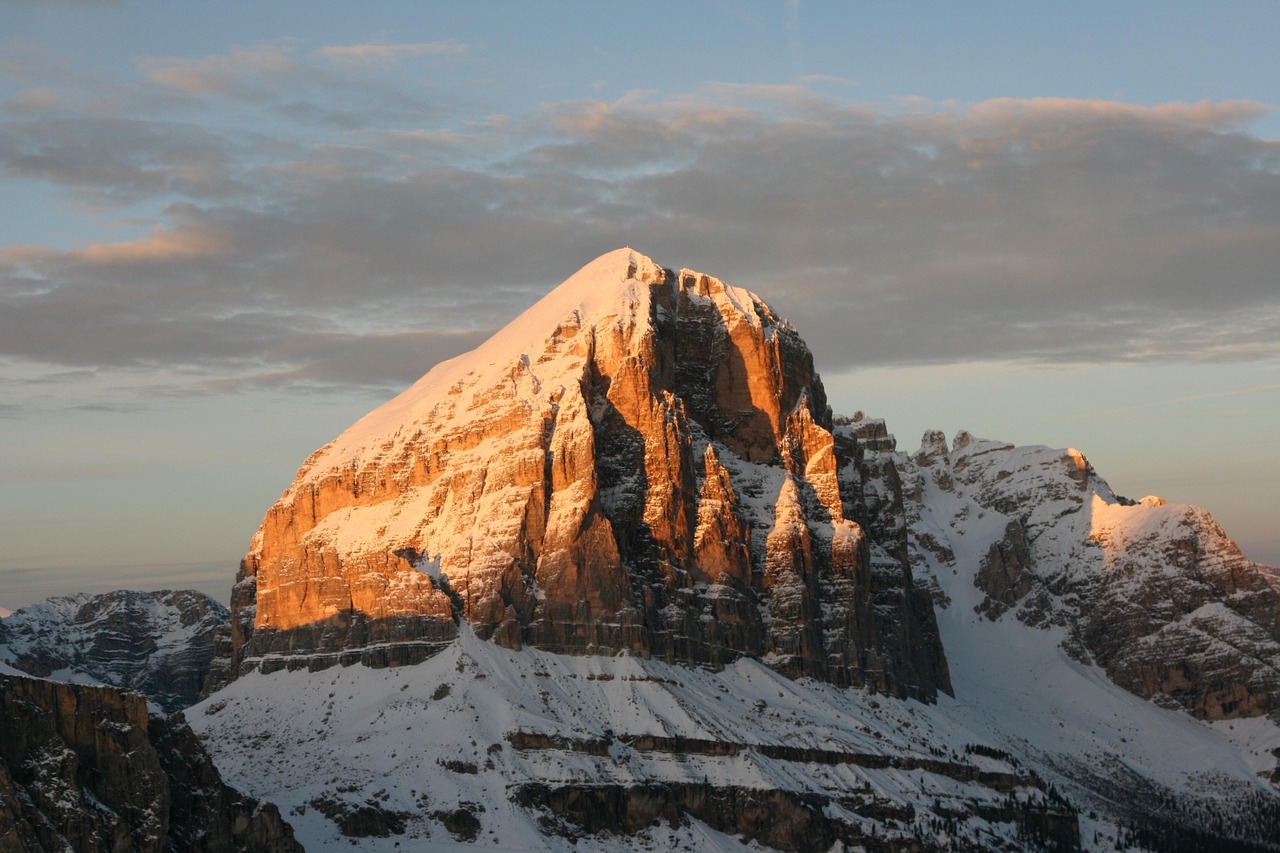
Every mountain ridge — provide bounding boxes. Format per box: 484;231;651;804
217;248;950;701
0;588;228;713
182;249;1280;851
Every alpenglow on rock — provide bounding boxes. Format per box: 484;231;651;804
215;248;949;700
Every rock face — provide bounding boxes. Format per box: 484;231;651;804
901;430;1280;721
0;672;301;852
219;248;950;701
0;590;228;714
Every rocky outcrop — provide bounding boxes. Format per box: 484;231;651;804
0;672;300;852
514;780;1079;853
0;590;229;713
974;521;1034;619
221;249;949;701
1082;496;1280;719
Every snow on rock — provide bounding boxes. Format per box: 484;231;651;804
887;429;1280;724
0;589;229;713
220;248;948;703
189;613;1280;852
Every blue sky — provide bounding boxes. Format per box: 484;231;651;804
1;1;1278;607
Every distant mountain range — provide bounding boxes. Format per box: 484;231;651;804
0;588;227;714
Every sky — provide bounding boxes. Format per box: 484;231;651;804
1;1;1277;609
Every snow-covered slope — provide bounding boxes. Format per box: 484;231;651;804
189;612;1280;851
189;435;1280;852
0;589;229;713
894;429;1280;723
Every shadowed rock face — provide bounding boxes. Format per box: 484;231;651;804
0;673;301;853
216;249;950;702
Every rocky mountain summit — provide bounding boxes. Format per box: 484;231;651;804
184;249;1280;851
217;248;948;701
0;589;229;713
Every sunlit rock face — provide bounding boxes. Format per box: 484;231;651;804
218;248;950;701
1083;496;1280;719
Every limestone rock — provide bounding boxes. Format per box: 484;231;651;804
974;520;1034;619
0;673;301;852
908;433;1280;721
222;248;950;701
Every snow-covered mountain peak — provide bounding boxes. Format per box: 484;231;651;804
189;251;1280;851
0;589;228;713
220;249;949;704
304;248;663;471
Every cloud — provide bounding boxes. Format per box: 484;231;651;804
134;42;450;131
141;43;303;96
0;113;248;204
73;226;232;264
2;43;1277;400
316;41;466;68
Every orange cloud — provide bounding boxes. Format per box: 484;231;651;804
315;42;465;68
967;97;1268;129
72;227;230;264
141;44;298;95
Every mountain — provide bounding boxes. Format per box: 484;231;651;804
0;671;301;852
903;430;1280;722
188;249;1280;851
212;248;948;702
0;589;229;714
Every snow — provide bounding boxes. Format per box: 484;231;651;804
0;590;228;712
291;248;770;485
189;598;1278;852
310;248;663;470
191;626;1010;850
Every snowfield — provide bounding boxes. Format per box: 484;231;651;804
189;527;1280;851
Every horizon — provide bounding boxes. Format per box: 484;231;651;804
2;1;1278;609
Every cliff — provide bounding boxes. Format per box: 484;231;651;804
0;672;300;852
217;248;949;701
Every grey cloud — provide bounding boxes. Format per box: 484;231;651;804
2;57;1278;396
137;42;455;132
0;114;248;204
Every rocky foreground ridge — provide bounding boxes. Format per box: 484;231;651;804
215;248;949;701
0;672;300;852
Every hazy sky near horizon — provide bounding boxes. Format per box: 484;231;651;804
1;1;1278;609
